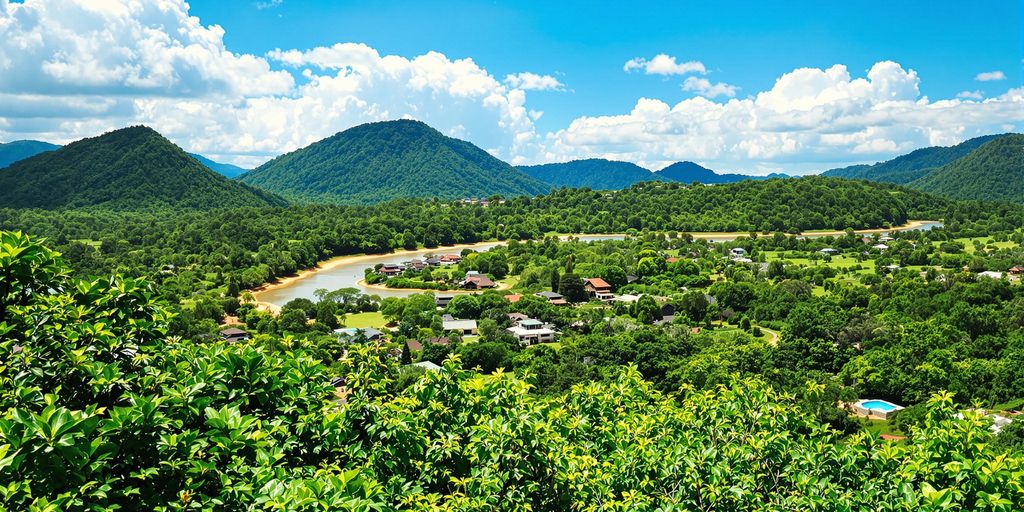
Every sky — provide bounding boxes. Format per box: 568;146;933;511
0;0;1021;174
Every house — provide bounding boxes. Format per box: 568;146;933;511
819;248;839;256
442;318;478;335
335;327;385;342
439;254;462;265
583;278;614;300
665;257;680;264
507;318;558;346
507;312;530;322
220;328;250;343
406;337;450;352
461;275;496;289
413;360;444;372
871;244;889;251
879;235;895;242
978;271;1004;280
424;257;441;267
626;274;640;284
612;293;642;303
505;293;522;303
1009;265;1023;276
406;259;428;271
535;290;568;306
435;295;454;308
860;237;873;245
377;263;406;276
729;247;747;257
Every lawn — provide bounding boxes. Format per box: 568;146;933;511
344;311;387;329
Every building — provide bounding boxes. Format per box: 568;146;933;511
978;271;1004;280
377;263;406;276
612;293;642;303
406;337;450;352
1009;265;1023;276
439;254;462;265
819;248;839;256
535;290;568;306
442;318;478;335
505;293;522;303
729;247;747;257
507;318;558;346
871;244;889;251
220;328;250;343
461;275;496;289
583;278;614;300
335;327;384;342
434;295;454;308
413;360;444;372
507;312;530;322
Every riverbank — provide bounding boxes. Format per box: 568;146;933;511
356;278;513;294
250;220;939;313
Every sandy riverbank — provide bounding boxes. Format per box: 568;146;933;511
356;278;513;294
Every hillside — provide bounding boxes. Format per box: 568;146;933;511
239;120;551;204
654;161;787;184
0;126;287;210
909;134;1023;203
189;153;249;178
0;140;59;168
518;158;670;189
822;134;1004;183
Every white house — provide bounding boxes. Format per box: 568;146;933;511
442;318;478;335
978;271;1004;280
507;318;558;346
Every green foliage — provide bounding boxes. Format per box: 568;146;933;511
822;133;1003;184
239;119;551;204
0;126;287;210
910;134;1024;203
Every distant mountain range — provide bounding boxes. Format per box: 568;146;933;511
822;133;1021;203
519;159;788;190
656;161;789;184
0;126;287;210
189;153;249;178
0;140;59;168
239;119;551;204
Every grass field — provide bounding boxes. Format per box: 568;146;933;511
344;311;387;329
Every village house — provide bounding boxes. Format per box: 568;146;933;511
442;317;478;335
583;277;614;300
1009;265;1023;276
819;248;839;256
978;271;1004;280
461;274;496;289
406;337;450;352
219;328;250;343
507;318;558;346
729;247;747;257
439;254;462;265
536;290;568;306
335;327;385;342
424;257;441;267
504;293;522;303
871;243;889;251
507;312;530;323
434;295;454;308
377;263;406;276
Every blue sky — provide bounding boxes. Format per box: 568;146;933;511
189;0;1021;135
0;0;1021;173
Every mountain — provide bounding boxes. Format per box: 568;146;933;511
189;153;249;179
821;134;1003;184
908;134;1023;203
0;126;288;210
655;161;787;184
518;158;671;189
0;140;60;168
239;120;551;204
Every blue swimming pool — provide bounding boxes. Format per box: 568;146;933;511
861;400;898;412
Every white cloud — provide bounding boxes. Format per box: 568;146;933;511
957;90;983;99
256;0;283;9
0;2;1020;174
544;61;1024;173
682;76;738;98
503;72;565;91
975;70;1006;81
624;54;706;76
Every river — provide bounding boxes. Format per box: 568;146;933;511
253;221;942;307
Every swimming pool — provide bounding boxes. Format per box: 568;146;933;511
861;400;898;412
853;399;905;419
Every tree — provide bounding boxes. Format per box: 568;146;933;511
558;272;588;303
457;342;511;373
632;295;662;324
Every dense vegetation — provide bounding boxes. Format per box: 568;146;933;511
0;139;58;169
910;134;1024;203
2;231;1023;510
0;126;288;210
518;158;670;189
655;160;787;184
239;120;551;204
0;177;955;301
821;134;1003;184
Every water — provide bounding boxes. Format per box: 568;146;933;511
861;400;898;412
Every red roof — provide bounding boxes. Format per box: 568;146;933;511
505;293;522;303
584;278;611;289
665;257;680;264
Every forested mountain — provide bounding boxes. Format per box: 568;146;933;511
655;161;787;184
821;134;1004;184
518;158;670;189
0;126;287;210
239;120;551;204
189;152;249;178
909;134;1024;203
0;139;59;168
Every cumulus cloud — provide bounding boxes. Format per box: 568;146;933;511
0;1;1021;174
255;0;283;9
975;70;1006;81
624;54;706;75
503;72;565;91
543;61;1024;173
682;77;738;98
957;90;983;99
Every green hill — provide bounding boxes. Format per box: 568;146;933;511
0;126;287;210
908;134;1023;203
655;161;787;184
189;153;249;179
518;158;670;189
239;120;551;204
0;140;59;169
821;134;1003;184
